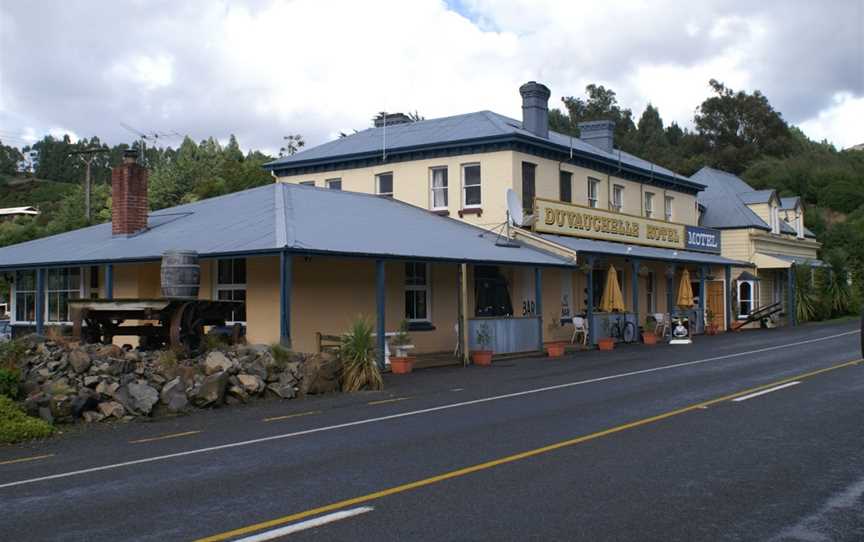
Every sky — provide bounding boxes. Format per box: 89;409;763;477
0;0;861;155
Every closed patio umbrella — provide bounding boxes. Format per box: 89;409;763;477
600;265;625;312
676;268;694;308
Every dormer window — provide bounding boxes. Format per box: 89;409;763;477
770;205;780;234
796;211;804;239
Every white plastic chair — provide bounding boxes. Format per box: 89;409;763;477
571;316;588;346
654;313;669;338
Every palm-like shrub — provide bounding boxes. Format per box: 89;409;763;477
794;265;817;322
340;317;383;392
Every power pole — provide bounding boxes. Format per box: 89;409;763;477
69;148;105;221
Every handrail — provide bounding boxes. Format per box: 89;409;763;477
731;301;783;330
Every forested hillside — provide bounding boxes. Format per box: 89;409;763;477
1;80;862;317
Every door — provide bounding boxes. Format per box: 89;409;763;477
707;281;725;330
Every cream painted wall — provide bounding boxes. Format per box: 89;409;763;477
278;149;700;229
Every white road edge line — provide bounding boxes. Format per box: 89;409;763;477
732;381;801;402
0;329;856;491
232;506;374;542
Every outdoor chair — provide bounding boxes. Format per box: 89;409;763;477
571;316;588;346
654;313;670;338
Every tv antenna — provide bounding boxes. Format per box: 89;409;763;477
120;122;180;165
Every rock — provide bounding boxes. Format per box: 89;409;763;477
160;377;189;413
243;359;268;380
71;390;100;418
228;385;249;403
82;411;105;423
245;344;271;354
191;372;228;407
299;353;341;395
96;344;124;359
83;375;100;388
49;395;74;420
203;351;234;376
68;348;92;374
267;383;296;399
97;401;126;419
96;380;119;397
237;374;264;395
38;406;54;424
127;382;159;415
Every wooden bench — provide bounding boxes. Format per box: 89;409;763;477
316;332;342;354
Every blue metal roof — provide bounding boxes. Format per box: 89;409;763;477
693;167;816;238
537;233;752;267
265;111;704;193
0;184;571;270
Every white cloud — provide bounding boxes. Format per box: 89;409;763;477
798;93;864;150
107;54;175;91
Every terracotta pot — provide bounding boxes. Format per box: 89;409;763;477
546;342;566;357
597;338;615;351
472;350;493;366
642;332;657;345
390;356;414;374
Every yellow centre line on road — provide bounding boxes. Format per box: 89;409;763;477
0;454;54;466
194;358;863;542
263;411;321;423
367;397;411;406
129;430;202;444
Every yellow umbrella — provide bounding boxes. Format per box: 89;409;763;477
677;268;694;308
600;265;625;312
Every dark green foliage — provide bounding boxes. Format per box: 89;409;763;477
0;395;54;444
0;368;20;399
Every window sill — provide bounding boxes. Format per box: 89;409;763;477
406;321;436;332
430;209;449;217
459;207;483;218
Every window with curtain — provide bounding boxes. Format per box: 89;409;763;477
46;268;81;323
462;164;481;207
14;270;36;323
588;178;600;208
521;162;536;215
405;262;430;321
326;178;342;190
559;171;572;203
664;195;674;221
644;192;654;218
430;167;448;210
217;258;247;323
646;271;656;313
612;185;624;212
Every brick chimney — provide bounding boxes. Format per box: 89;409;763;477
111;149;149;236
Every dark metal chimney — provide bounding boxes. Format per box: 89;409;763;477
519;81;551;139
578;120;616;153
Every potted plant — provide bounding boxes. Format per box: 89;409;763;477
705;309;717;335
597;317;615;351
471;323;493;366
642;316;658;345
389;320;415;374
545;312;568;358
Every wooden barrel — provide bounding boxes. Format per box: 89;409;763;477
161;250;200;299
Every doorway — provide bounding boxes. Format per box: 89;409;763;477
706;280;725;331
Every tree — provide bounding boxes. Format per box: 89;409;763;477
694;80;799;173
279;135;305;157
0;140;23;176
560;84;636;142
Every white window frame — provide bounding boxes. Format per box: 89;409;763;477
214;258;247;325
11;267;84;325
644;192;654;218
664;195;674;221
612;185;624;212
429;166;448;210
588;178;600;208
737;280;755;319
405;262;431;322
770;205;780;234
375;172;394;197
325;178;342;190
461;163;482;209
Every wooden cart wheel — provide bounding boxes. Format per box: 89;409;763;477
169;302;205;355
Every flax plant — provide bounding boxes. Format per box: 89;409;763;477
340;316;383;392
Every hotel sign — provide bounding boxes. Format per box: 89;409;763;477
534;198;685;249
684;225;722;254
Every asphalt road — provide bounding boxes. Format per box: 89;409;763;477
1;319;862;541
